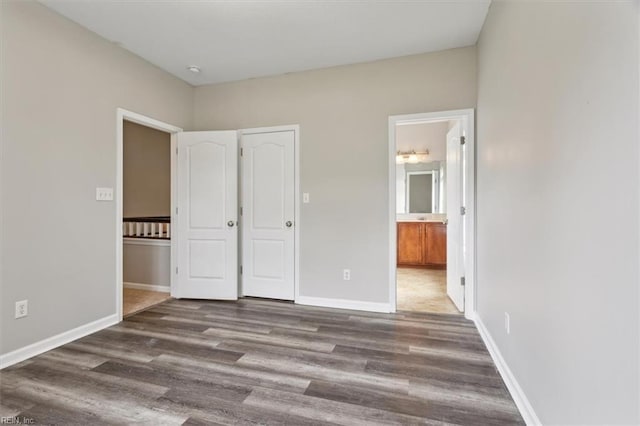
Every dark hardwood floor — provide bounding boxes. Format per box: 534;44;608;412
0;298;524;425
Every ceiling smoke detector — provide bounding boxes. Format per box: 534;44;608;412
186;65;201;73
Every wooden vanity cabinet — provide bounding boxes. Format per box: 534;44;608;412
397;222;447;268
424;223;447;265
397;222;425;265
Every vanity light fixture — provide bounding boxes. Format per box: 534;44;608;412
187;65;201;73
396;150;429;164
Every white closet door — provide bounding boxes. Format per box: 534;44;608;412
176;131;238;300
241;130;295;300
446;123;464;311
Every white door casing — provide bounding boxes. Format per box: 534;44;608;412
446;122;464;311
176;131;238;300
241;130;295;300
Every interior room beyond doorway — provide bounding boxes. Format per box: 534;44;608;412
122;120;172;316
395;118;461;314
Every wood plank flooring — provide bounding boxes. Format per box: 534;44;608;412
0;298;524;425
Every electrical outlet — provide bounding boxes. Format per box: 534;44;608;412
15;300;28;319
504;312;510;334
343;269;351;280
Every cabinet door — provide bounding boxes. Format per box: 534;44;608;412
425;223;447;266
397;222;425;265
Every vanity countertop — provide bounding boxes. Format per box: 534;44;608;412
396;213;447;223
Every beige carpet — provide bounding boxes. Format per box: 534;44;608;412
397;267;459;314
123;288;171;317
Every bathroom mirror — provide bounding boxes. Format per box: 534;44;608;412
396;161;445;214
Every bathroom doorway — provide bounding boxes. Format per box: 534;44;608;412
388;109;475;318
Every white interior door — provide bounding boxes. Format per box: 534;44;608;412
241;130;295;300
446;123;464;311
176;131;238;299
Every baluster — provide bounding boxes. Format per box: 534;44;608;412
166;223;171;239
128;222;134;237
136;222;142;237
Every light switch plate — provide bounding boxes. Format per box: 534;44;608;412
96;187;113;201
303;193;310;203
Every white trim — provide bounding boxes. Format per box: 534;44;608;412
296;296;391;314
124;282;171;293
170;133;178;299
116;108;182;321
118;109;182;134
123;237;171;247
475;315;541;426
388;119;399;312
0;314;118;369
239;125;301;303
388;109;476;319
294;127;301;304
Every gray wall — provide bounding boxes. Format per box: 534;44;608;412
123;121;171;218
194;47;477;303
396;121;448;162
123;242;171;289
0;2;193;355
476;1;639;424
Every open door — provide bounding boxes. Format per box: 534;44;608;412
446;123;464;311
175;131;238;299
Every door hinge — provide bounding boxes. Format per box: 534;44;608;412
240;265;243;275
240;148;243;157
176;267;179;275
460;206;466;215
240;207;243;216
176;147;178;155
176;207;179;215
460;276;466;286
460;136;466;145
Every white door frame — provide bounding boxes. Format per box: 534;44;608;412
116;108;182;321
388;109;476;319
239;125;300;302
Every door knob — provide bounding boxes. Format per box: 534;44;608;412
285;221;293;228
227;221;235;227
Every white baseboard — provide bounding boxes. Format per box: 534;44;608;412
296;295;391;313
124;282;170;293
474;315;541;426
123;238;170;247
0;313;119;370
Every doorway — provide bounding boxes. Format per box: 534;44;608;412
122;120;173;316
388;109;475;319
116;109;182;321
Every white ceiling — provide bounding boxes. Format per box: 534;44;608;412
40;0;491;86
